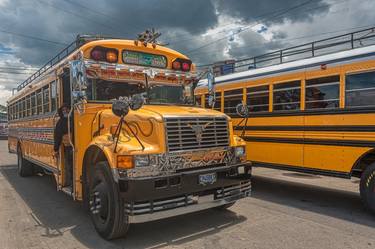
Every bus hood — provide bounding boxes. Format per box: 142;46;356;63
96;105;231;155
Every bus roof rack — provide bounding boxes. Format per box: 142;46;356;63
16;34;122;92
198;26;375;75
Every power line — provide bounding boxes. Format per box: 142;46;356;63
62;0;144;37
0;29;68;46
186;0;321;54
0;66;38;71
168;0;347;45
0;71;31;75
37;0;123;36
191;13;366;58
196;24;375;68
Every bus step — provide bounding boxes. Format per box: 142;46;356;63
61;186;73;197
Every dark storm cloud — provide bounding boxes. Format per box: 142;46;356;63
0;0;218;66
216;0;329;24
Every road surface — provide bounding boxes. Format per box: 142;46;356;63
0;140;374;249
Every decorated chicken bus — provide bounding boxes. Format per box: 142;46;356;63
7;33;251;239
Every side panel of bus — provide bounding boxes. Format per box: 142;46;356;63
200;58;375;176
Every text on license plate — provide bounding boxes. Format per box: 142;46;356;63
199;173;217;185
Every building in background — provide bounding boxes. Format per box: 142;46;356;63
0;104;8;139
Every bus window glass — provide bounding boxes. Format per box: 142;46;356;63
346;71;375;107
204;92;221;110
305;76;340;109
36;89;42;114
224;89;243;115
22;98;26;118
247;85;269;112
273;81;301;111
86;79;193;105
196;95;202;106
50;81;57;112
43;86;50;113
31;93;36;116
26;95;31;117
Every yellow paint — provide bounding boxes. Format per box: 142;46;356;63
195;57;375;175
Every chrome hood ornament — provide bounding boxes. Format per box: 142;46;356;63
187;122;212;143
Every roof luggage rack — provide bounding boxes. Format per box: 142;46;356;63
16;34;119;92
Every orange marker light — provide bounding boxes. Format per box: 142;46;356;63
106;51;118;63
117;155;134;169
172;61;181;70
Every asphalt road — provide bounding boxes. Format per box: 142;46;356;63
0;140;374;249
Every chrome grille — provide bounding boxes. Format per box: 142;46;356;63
165;116;229;152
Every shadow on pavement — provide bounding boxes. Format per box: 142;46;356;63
0;164;246;249
251;175;375;228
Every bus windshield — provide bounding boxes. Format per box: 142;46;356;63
86;79;194;105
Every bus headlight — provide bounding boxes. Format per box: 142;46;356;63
234;146;246;158
134;155;158;167
134;155;150;167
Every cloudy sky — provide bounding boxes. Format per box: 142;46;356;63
0;0;375;105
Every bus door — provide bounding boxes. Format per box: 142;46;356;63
55;67;75;195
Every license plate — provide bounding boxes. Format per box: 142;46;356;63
199;173;217;185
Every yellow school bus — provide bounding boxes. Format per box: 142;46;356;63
196;27;375;213
7;33;251;239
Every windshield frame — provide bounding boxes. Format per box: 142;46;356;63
85;75;197;106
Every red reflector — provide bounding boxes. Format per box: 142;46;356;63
91;49;105;61
182;62;190;71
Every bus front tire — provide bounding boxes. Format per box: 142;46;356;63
88;161;129;240
360;163;375;213
215;201;236;210
17;146;34;177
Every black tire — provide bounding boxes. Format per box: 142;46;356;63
88;161;129;240
17;145;34;177
215;201;236;210
360;163;375;213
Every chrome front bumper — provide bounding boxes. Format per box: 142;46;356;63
126;180;251;223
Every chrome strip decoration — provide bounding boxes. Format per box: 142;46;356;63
125;147;239;178
126;180;251;223
165;116;230;152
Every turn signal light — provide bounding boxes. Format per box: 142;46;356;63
106;50;118;63
172;58;191;71
90;46;118;63
172;60;181;70
117;155;134;169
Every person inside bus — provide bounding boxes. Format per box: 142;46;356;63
53;104;73;187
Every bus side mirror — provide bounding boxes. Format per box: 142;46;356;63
112;98;130;117
236;103;250;117
129;94;145;111
207;67;216;107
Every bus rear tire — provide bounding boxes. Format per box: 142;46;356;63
88;161;129;240
360;163;375;213
17;146;34;177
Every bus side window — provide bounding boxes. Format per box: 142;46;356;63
247;85;269;112
345;71;375;107
305;76;340;109
21;97;26;118
224;89;243;115
43;85;50;113
273;81;301;111
196;95;202;106
214;92;221;111
36;89;43;114
50;81;57;112
26;95;31;117
31;92;36;116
